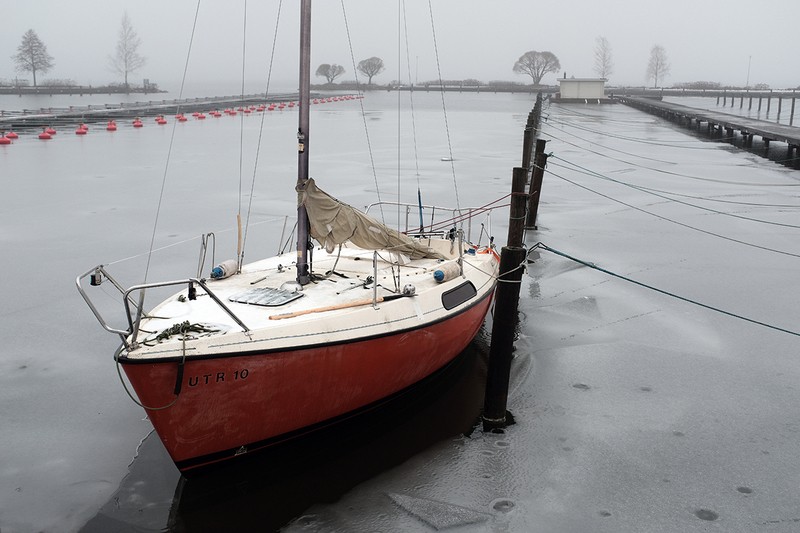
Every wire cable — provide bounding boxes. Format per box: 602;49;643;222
550;156;800;229
530;242;800;338
544;166;800;259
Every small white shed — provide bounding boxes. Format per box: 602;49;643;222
557;77;607;100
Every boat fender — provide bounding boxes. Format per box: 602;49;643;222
433;262;461;283
211;259;238;279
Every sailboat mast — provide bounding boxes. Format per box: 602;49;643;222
296;0;312;285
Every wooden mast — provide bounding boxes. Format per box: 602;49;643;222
296;0;312;285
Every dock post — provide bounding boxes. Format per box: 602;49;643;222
791;99;796;126
758;97;763;112
777;98;783;121
525;140;549;229
521;114;535;174
749;97;753;110
767;97;772;115
482;167;528;432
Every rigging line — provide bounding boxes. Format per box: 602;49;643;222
616;184;800;209
110;217;288;267
427;0;461;214
242;0;283;257
397;0;401;232
340;0;385;224
550;156;800;229
424;196;511;233
143;0;202;284
549;115;733;149
545;166;800;259
532;242;800;338
401;0;421;181
541;127;800;187
401;0;423;232
547;119;679;164
238;0;248;219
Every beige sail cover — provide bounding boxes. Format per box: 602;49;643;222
298;178;445;260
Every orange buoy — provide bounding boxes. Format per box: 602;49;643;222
6;131;18;139
156;115;167;125
133;118;143;128
0;135;10;145
106;121;117;131
197;113;206;119
75;126;87;135
38;129;52;140
45;127;56;135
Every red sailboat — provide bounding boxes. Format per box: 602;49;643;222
77;0;498;472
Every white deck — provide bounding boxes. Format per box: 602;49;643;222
127;239;498;359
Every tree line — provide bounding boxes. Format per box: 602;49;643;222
318;40;673;89
9;12;146;90
512;38;671;88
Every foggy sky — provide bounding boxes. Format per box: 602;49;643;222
2;0;798;93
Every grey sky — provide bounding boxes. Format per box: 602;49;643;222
2;0;798;92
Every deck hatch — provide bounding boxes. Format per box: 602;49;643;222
228;288;304;307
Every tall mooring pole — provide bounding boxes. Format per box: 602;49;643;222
482;167;528;431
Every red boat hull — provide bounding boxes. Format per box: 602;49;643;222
121;291;493;471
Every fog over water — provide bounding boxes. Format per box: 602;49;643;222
2;0;799;89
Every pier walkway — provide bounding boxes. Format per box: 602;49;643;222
615;95;800;156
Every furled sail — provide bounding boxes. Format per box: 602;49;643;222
299;178;445;260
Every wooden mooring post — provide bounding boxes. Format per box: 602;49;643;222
482;95;546;432
521;93;543;173
482;168;528;432
525;139;549;229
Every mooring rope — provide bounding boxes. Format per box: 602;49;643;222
527;242;800;338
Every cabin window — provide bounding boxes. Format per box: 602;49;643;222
441;281;477;310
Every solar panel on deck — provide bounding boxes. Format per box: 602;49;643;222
228;288;304;307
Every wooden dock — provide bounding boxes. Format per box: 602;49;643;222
615;95;800;157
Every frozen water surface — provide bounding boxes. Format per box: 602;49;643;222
1;91;799;532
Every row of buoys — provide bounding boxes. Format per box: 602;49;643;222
0;96;363;145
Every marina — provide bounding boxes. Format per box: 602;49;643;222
2;90;799;531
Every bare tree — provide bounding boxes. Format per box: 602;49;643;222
315;64;345;84
512;51;560;86
108;12;146;91
646;45;671;88
357;57;385;85
593;36;613;79
12;29;54;88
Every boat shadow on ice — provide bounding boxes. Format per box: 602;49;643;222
80;331;494;532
